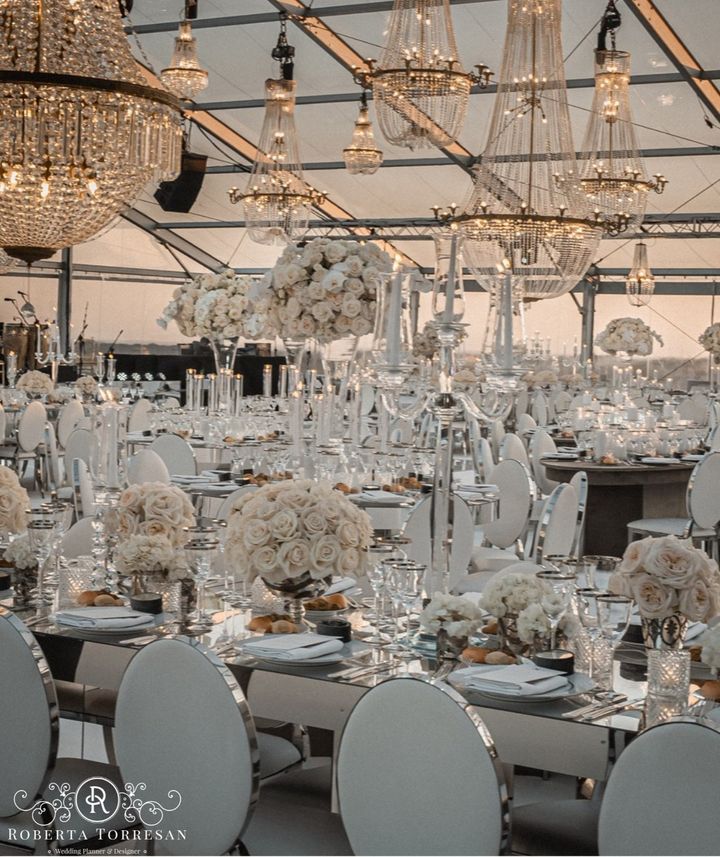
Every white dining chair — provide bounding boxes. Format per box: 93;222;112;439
72;457;96;519
477;436;496;483
599;718;720;855
336;677;507;856
60;516;94;558
114;637;260;856
402;494;475;590
57;399;85;448
499;431;530;469
529;428;559;497
127;448;170;485
569;470;588;558
532;482;579;564
149;433;197;477
13;400;47;488
627;452;720;558
531;391;549;426
63;427;100;485
516;413;537;440
551;389;572;416
216;484;258;521
127;398;153;433
490;418;505;460
0;403;6;445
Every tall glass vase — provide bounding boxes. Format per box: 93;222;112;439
319;338;359;440
210;337;240;375
282;338;309;392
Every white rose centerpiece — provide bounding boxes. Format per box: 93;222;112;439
609;535;720;648
74;375;98;400
419;592;484;658
265;238;392;344
16;370;54;397
700;323;720;363
0;466;29;535
225;479;373;623
595;317;663;357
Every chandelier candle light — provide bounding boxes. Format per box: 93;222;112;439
625;242;655;307
0;0;182;262
343;91;384;175
160;15;209;100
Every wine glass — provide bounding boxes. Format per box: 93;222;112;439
392;563;422;659
581;555;621;591
183;526;220;632
536;568;577;652
595;593;633;649
366;544;395;647
575;587;603;677
27;519;56;608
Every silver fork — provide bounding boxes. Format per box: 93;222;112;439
561;691;626;719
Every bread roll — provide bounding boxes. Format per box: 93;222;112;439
248;615;274;633
271;619;298;634
485;651;516;665
94;593;118;607
698;679;720;700
325;593;348;609
77;590;99;607
689;645;702;663
304;596;331;611
461;646;491;664
481;619;498;635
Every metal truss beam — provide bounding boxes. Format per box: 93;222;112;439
624;0;720;123
194;70;720;112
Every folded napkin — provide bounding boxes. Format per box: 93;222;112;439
53;607;155;629
353;490;408;505
171;475;209;484
452;664;570;696
455;483;499;494
325;577;358;596
243;633;344;661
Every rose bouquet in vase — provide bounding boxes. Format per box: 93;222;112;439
0;466;29;539
3;534;37;606
609;535;720;648
595;317;662;358
419;593;484;658
16;370;54;398
225;479;373;626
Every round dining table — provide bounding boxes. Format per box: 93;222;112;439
542;458;695;556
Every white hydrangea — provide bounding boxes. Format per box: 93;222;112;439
595;317;663;356
419;592;484;638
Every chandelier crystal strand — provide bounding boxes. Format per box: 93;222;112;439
343;92;384;175
360;0;491;150
0;0;182;263
160;20;209;100
456;0;603;300
626;242;655;306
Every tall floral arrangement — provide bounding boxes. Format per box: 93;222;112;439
609;535;720;622
266;238;392;344
595;317;662;356
158;270;273;340
699;323;720;362
111;483;195;579
0;466;29;534
16;370;54;396
225;479;373;585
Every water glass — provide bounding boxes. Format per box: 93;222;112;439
536;569;576;650
581;555;621;591
595;593;633;647
647;648;691;703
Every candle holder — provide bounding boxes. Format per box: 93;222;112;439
35;341;77;384
4;351;17;388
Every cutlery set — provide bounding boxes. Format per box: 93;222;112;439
563;693;643;721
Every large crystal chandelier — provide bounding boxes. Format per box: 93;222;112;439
626;242;655;306
160;7;209;101
227;15;324;245
0;0;182;264
454;0;607;301
578;2;667;229
343;92;384;175
355;0;491;150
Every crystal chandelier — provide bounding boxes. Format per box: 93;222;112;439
0;0;182;264
343;92;384;175
160;9;209;101
626;242;655;306
227;15;325;245
355;0;491;150
578;2;667;229
454;0;606;300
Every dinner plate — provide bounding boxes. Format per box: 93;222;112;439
303;607;350;622
543;453;579;461
640;457;681;466
236;639;369;667
52;613;172;640
450;666;594;702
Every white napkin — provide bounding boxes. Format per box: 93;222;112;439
455;483;498;494
353;490;408;505
452;664;570;696
324;577;358;596
171;475;209;484
53;607;154;629
243;633;344;661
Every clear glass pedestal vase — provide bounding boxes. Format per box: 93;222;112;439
210;338;240;375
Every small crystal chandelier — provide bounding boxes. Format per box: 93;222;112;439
343;92;384;175
579;1;667;229
160;2;209;100
0;0;182;263
454;0;606;301
626;242;655;306
228;14;325;245
354;0;491;150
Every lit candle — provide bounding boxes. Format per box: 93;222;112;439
195;374;205;414
279;364;288;398
386;269;403;366
106;354;116;383
233;374;244;416
96;352;104;379
263;364;273;398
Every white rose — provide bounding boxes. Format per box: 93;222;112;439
277;539;311;577
341;297;362;318
252;545;279;577
271;509;299;542
310;534;340;572
243;519;272;549
643;538;705;589
678;578;716;622
618;537;653;576
630;572;677;618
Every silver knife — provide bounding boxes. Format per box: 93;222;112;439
576;698;643;721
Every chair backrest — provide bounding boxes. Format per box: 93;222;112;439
127;398;153;433
530;428;558;496
61;516;95;559
42;423;60;493
490;419;505;460
515;389;529;418
17;401;47;452
403;495;475;588
477;437;495;483
531;391;549;426
533;482;579;563
516;413;537;438
72;458;96;519
688;452;720;530
551;390;572;415
149;434;196;477
499;432;530;469
57;399;85;448
0;609;58;817
114;638;258;856
127;449;170;485
708;425;720;452
336;677;506;856
216;484;259;521
599;719;720;856
63;428;99;484
569;470;588;557
484;459;533;549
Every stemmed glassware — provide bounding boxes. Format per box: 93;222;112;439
575;587;603;677
389;562;422;659
27;517;56;609
536;568;577;653
366;544;395;646
595;593;634;652
183;525;220;632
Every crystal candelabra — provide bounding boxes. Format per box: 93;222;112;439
35;324;77;383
